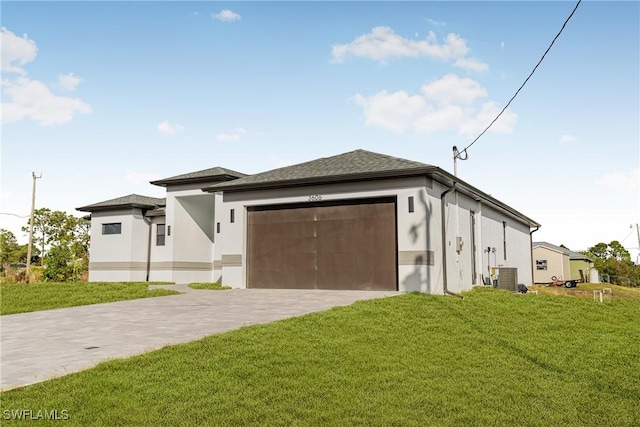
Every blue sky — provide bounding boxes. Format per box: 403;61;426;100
1;1;638;259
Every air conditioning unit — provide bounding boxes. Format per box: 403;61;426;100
497;268;518;292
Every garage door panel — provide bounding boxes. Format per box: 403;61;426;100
247;199;397;290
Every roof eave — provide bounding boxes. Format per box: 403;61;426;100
150;174;241;187
76;203;161;213
201;166;438;193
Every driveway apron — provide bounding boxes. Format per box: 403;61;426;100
0;287;398;390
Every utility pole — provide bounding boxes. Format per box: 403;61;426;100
25;172;42;284
636;223;640;265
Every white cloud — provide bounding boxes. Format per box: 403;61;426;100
1;28;91;126
453;57;489;72
331;26;487;72
352;73;516;137
216;127;247;141
57;72;82;91
599;168;639;195
1;77;91;125
157;120;185;134
559;134;579;144
500;41;505;50
212;9;241;22
0;27;37;74
426;18;447;27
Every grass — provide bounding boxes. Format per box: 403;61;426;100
531;282;640;301
0;282;180;315
188;282;232;290
1;287;638;426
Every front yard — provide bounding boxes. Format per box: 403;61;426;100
0;282;179;315
1;288;638;425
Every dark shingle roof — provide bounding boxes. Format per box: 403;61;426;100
76;194;165;212
205;149;433;191
151;166;247;187
200;148;539;228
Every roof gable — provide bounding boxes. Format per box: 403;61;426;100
151;166;247;187
77;194;165;212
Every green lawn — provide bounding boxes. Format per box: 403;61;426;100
0;282;179;315
188;282;232;290
1;288;639;426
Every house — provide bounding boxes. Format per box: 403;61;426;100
77;149;540;294
532;241;596;283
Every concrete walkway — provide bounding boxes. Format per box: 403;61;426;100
0;287;399;390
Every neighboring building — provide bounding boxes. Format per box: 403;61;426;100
532;241;595;283
569;251;596;283
78;149;540;294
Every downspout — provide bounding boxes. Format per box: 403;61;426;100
143;214;152;282
529;225;540;285
441;183;464;299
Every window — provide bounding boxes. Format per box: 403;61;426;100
502;221;507;260
536;260;548;270
408;196;414;213
230;209;235;223
157;224;166;246
167;225;171;236
216;222;221;234
102;223;121;235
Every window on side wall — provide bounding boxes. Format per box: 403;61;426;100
102;223;121;235
536;260;547;270
157;224;166;246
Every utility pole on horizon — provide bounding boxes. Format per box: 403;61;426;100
25;172;42;284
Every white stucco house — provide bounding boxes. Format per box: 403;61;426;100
77;149;540;294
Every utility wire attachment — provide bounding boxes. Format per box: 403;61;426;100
455;0;582;159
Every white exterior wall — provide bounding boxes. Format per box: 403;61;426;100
161;184;216;283
88;209;150;282
148;215;172;282
212;193;223;283
478;201;534;286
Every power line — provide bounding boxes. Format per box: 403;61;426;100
0;212;30;218
455;0;582;161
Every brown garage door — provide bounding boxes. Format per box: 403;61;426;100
247;198;397;290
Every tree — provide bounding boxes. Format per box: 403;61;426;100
584;241;640;287
0;229;20;268
22;209;79;265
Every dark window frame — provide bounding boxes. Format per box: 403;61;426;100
102;223;122;235
157;224;166;246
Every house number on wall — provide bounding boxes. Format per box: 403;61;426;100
308;195;322;201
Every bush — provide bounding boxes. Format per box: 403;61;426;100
43;244;75;282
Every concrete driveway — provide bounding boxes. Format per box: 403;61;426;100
0;286;399;390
